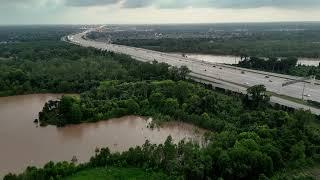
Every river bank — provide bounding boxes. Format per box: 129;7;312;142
0;94;205;176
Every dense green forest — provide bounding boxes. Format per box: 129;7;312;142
6;83;320;179
9;80;318;179
0;25;80;42
2;26;320;180
38;80;241;127
237;57;320;79
113;38;320;58
89;23;320;58
0;41;188;97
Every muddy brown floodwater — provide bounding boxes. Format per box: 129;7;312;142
172;53;320;66
0;94;206;176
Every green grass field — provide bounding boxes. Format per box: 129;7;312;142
64;167;172;180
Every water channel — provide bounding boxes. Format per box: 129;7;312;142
0;94;205;176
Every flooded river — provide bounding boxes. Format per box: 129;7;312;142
0;94;205;176
176;53;320;66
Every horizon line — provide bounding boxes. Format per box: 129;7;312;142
1;20;320;26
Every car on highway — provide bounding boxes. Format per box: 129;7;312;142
304;94;311;97
70;31;320;109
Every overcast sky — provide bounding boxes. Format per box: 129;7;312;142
1;0;320;25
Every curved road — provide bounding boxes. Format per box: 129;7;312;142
67;29;320;115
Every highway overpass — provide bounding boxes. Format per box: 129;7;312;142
66;30;320;115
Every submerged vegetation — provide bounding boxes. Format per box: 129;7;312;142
237;56;320;79
2;26;320;179
38;80;242;127
6;105;320;179
28;80;320;179
113;37;320;58
90;23;320;58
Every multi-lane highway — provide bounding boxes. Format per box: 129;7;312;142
67;30;320;115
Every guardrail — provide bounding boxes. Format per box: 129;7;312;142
189;74;320;115
66;32;320;115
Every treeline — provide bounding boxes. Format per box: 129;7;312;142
237;57;298;73
0;25;79;42
237;57;320;79
2;27;320;179
0;41;189;96
33;80;320;179
38;80;242;127
5;133;320;180
113;38;320;58
289;65;320;80
8;99;320;179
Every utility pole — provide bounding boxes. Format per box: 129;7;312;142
302;82;306;101
282;75;315;101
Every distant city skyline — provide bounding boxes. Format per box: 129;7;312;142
1;0;320;25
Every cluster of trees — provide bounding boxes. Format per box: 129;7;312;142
289;65;320;80
244;85;270;109
89;23;320;58
88;120;320;179
7;107;320;179
4;161;78;180
38;96;83;126
238;57;298;73
114;38;320;58
39;80;243;129
33;80;320;179
0;41;189;97
3;26;320;179
237;57;320;79
0;25;79;42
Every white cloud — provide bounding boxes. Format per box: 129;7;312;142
63;0;320;9
1;0;320;24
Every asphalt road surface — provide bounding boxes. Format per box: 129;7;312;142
67;30;320;115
